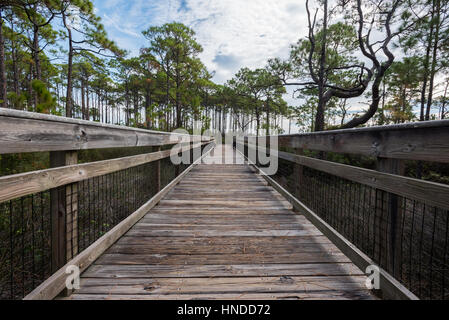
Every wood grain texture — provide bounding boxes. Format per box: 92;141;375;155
242;143;449;210
66;145;374;301
242;149;418;300
62;292;374;300
73;276;372;296
0;108;212;154
0;142;205;203
241;119;449;162
23;142;215;300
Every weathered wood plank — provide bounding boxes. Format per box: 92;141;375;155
83;263;364;278
0;108;211;154
140;213;311;224
66;291;374;300
106;242;339;255
244;144;449;210
245;119;449;162
164;193;287;201
132;222;315;231
116;235;333;246
157;200;292;209
0;142;203;203
124;228;321;237
23;142;215;300
95;252;349;265
73;276;372;296
148;208;295;215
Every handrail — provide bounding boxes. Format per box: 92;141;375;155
236;146;419;300
242;143;449;210
245;119;449;162
0;142;207;203
236;122;449;300
0;108;211;154
23;142;215;300
0;110;214;300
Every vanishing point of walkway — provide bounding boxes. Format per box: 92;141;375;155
67;145;375;300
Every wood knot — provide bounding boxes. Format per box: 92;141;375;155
279;275;294;284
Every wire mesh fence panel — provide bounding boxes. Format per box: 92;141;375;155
0;142;210;300
76;161;158;253
267;156;449;300
0;192;52;300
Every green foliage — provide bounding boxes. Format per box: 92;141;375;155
7;92;27;109
31;80;57;114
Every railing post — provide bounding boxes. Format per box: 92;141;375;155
377;157;404;277
293;148;304;200
50;150;78;272
154;146;161;192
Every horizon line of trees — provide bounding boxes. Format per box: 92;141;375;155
0;0;448;136
0;0;293;136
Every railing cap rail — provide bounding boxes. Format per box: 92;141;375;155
238;119;449;162
0;108;213;154
0;107;202;137
255;119;449;138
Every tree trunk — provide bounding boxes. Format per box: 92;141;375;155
176;74;182;128
256;111;260;137
32;25;41;80
420;5;435;121
10;14;19;98
0;10;6;108
81;79;86;119
266;99;270;136
86;85;90;120
27;65;32;110
314;0;328;132
425;0;441;120
64;11;74;118
441;80;448;119
145;86;151;128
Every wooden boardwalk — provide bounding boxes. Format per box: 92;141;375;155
67;145;375;300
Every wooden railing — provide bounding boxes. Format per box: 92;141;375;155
236;120;449;300
0;108;214;300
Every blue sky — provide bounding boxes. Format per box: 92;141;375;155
90;1;441;131
91;0;404;132
92;0;308;86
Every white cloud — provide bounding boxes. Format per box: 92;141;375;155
95;0;308;84
172;0;308;84
94;0;310;132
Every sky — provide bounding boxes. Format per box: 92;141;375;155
93;0;308;84
92;0;311;133
85;1;443;132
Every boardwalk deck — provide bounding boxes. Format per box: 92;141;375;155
67;145;375;300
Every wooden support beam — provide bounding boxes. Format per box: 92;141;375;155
377;157;405;279
65;151;79;262
293;148;304;200
50;151;78;272
153;146;161;192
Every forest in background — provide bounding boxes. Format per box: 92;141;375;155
0;0;447;136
